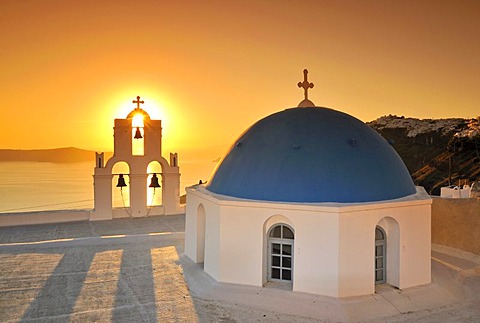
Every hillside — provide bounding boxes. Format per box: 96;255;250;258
368;116;480;195
0;147;110;163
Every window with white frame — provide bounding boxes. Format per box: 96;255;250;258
268;224;294;282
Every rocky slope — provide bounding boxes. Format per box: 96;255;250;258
368;116;480;195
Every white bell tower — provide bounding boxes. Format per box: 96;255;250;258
91;96;182;221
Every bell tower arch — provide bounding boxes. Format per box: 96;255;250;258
91;96;183;221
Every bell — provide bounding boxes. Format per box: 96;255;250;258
116;174;127;188
149;173;161;188
134;127;143;139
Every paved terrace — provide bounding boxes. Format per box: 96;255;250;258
0;214;479;322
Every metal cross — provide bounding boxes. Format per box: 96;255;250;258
297;69;314;100
132;96;144;109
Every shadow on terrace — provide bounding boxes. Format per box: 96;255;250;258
0;215;199;322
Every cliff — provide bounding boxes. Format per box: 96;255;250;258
369;116;480;195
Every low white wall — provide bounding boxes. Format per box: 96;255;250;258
0;210;91;227
0;204;181;227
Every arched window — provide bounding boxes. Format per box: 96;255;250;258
268;224;294;282
375;226;386;284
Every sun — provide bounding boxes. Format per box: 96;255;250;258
105;92;158;116
100;91;186;152
131;114;144;128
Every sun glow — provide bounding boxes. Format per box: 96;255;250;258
131;114;144;128
97;91;188;153
113;95;167;121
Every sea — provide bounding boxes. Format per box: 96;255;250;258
0;160;216;213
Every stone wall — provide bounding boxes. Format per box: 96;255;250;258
432;197;480;256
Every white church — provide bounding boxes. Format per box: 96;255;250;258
185;70;432;297
91;96;183;221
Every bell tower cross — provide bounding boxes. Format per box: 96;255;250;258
132;96;144;110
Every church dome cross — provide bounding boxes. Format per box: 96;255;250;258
297;69;315;107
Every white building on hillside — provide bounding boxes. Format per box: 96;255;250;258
440;185;471;198
185;70;432;297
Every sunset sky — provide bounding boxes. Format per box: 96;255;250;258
1;0;479;161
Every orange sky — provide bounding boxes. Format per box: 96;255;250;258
1;0;479;161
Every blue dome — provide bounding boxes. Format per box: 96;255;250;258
206;107;416;203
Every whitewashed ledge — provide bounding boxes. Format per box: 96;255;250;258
0;209;91;227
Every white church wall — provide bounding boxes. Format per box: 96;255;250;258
91;171;113;221
185;189;344;294
214;205;344;294
292;211;340;297
113;119;132;157
204;203;221;281
338;211;376;297
369;201;431;290
211;203;343;291
128;173;148;217
184;191;199;261
185;192;212;262
396;203;431;289
217;204;265;286
195;204;206;263
335;192;431;297
144;119;162;156
185;186;432;298
185;188;222;280
162;171;183;215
